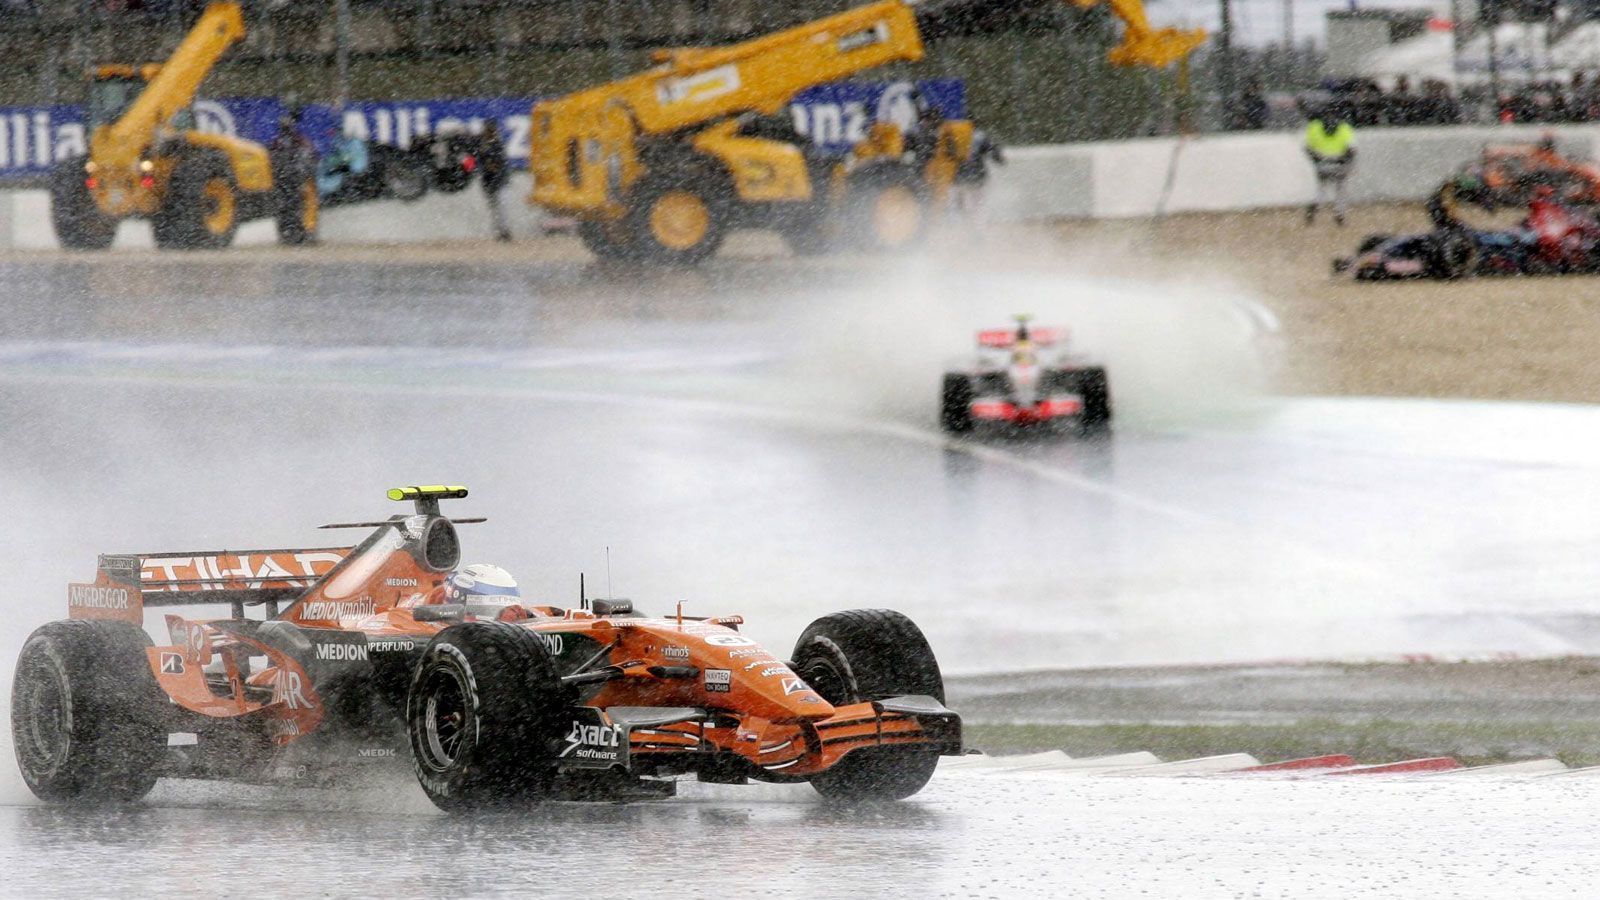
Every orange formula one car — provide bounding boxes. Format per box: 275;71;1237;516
11;486;961;810
1456;140;1600;209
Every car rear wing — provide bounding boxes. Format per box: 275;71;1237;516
977;327;1063;349
68;547;353;624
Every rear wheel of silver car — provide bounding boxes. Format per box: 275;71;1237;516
405;622;565;812
791;609;945;801
10;620;166;803
940;374;974;434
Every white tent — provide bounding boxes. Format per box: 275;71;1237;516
1359;22;1580;84
1361;29;1458;81
1550;22;1600;71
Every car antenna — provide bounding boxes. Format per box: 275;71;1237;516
579;572;587;612
605;546;612;600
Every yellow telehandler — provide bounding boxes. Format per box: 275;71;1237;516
51;1;317;251
529;0;1204;265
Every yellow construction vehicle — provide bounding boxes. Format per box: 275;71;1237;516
51;1;318;250
529;0;1204;265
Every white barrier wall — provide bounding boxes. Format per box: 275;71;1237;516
987;124;1600;221
0;173;543;250
9;126;1600;247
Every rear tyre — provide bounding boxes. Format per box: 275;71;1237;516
842;165;930;253
10;620;167;803
406;622;566;812
625;165;730;266
1077;367;1113;434
940;374;974;434
276;179;320;246
791;609;945;801
153;152;238;250
50;157;116;251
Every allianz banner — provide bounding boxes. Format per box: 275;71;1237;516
0;79;964;181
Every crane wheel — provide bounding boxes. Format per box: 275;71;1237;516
277;179;320;246
844;166;930;253
49;157;116;251
777;203;834;256
625;169;729;266
154;153;239;250
577;219;638;263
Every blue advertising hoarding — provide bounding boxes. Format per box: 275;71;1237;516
0;78;964;181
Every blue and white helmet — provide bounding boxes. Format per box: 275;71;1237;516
444;563;521;606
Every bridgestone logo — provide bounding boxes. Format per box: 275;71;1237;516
68;585;130;610
314;643;368;662
300;600;375;620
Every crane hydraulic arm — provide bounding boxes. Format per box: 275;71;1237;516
1076;0;1206;68
91;0;246;172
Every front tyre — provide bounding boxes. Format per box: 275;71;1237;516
10;620;167;803
940;374;974;434
406;622;566;812
791;609;945;801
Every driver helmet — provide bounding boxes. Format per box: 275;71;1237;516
444;563;522;616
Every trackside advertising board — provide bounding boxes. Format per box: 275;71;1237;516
0;79;963;181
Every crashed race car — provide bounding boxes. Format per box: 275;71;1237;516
1334;186;1600;280
10;486;961;810
1452;139;1600;210
940;317;1112;434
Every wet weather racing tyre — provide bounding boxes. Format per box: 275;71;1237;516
406;622;567;812
10;620;167;803
625;168;730;266
153;152;239;250
276;178;320;246
791;609;945;801
940;374;974;434
1077;367;1113;433
1431;232;1478;280
844;166;930;253
50;157;115;251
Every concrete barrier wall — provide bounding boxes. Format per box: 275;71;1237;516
0;174;543;250
987;124;1600;220
11;126;1600;248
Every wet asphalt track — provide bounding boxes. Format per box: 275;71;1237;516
4;247;1600;896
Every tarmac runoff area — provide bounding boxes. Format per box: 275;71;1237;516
4;216;1600;894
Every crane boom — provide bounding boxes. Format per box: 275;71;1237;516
1075;0;1206;68
92;1;246;170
